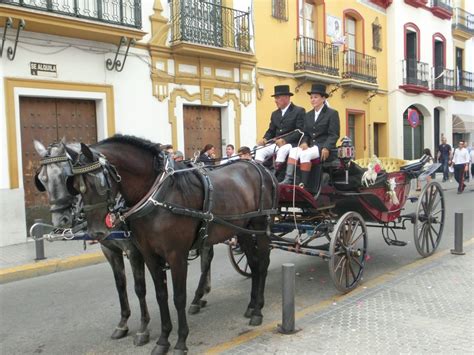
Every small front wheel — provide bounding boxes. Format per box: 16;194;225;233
329;211;368;293
227;237;251;277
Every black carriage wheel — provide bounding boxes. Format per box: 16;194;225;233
414;181;445;257
329;211;368;293
227;237;251;278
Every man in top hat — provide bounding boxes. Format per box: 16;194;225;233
255;85;305;174
281;83;340;187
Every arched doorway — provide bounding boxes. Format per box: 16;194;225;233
403;106;424;160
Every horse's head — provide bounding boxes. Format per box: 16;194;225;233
70;143;121;240
34;138;81;228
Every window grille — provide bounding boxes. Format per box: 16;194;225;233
272;0;288;21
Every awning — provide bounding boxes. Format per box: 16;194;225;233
453;114;474;133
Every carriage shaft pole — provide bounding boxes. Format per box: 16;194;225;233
278;263;298;334
451;213;465;255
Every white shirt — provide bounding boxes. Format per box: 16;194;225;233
452;147;470;165
314;105;324;123
281;103;291;117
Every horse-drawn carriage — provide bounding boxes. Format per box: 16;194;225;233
31;135;444;354
228;138;445;293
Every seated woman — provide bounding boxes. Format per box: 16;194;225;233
280;83;340;189
198;144;216;166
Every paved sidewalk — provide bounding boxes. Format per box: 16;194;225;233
207;242;474;354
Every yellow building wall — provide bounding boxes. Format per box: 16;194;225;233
254;0;389;159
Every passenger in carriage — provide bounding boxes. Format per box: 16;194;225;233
280;83;340;188
255;85;305;173
237;146;253;160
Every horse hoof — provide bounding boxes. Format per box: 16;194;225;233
244;307;254;318
152;343;170;355
111;327;129;339
249;315;263;326
188;304;200;315
133;330;150;346
173;348;188;355
199;299;207;308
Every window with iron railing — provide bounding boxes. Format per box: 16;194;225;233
402;59;429;87
1;0;142;28
294;36;339;76
272;0;288;21
431;0;452;11
433;67;454;91
452;7;474;34
343;49;377;83
169;0;251;52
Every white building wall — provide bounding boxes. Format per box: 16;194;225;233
0;0;256;245
387;1;474;158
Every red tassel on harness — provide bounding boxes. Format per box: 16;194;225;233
105;213;116;229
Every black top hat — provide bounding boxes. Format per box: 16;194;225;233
307;83;329;97
271;85;294;97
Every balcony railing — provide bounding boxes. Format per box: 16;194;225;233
169;0;251;53
455;70;474;92
342;49;377;83
452;7;474;34
1;0;142;28
432;66;454;91
431;0;452;11
294;36;339;76
402;59;429;88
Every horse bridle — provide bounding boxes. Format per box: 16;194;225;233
35;150;76;214
70;150;122;215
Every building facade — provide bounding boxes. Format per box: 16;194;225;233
386;0;474;160
0;0;256;245
253;0;389;161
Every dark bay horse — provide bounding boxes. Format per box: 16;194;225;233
68;138;278;354
34;139;151;346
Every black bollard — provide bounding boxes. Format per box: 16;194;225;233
451;213;465;255
278;263;299;334
34;219;47;261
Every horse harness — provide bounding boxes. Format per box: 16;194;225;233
71;150;278;242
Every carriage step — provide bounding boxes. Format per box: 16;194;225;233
387;240;407;247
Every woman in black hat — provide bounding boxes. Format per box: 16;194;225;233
255;85;305;174
280;83;340;188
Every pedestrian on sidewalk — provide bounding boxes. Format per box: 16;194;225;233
452;140;470;194
470;142;474;181
437;137;452;183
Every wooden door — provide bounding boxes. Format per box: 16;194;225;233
20;97;97;225
183;106;221;160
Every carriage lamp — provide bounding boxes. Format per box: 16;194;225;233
337;137;355;184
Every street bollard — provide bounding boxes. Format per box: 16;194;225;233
451;213;465;255
34;219;47;261
278;263;299;334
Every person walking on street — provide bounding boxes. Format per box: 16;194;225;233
470;143;474;181
452;140;470;194
280;83;340;188
437;137;452;182
255;85;305;174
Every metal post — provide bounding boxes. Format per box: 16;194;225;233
278;263;299;334
34;219;46;261
451;212;465;255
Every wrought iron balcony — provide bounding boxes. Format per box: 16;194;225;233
168;0;251;53
402;59;429;89
432;66;454;91
1;0;142;28
430;0;452;19
342;49;377;83
455;70;474;92
452;8;474;36
294;36;339;77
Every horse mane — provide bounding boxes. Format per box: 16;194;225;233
169;161;202;200
96;134;162;156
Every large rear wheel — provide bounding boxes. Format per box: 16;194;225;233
329;211;368;293
414;181;445;257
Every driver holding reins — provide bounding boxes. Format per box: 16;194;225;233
255;85;305;175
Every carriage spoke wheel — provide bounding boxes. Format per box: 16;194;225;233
414;181;445;257
227;237;251;278
329;212;368;293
